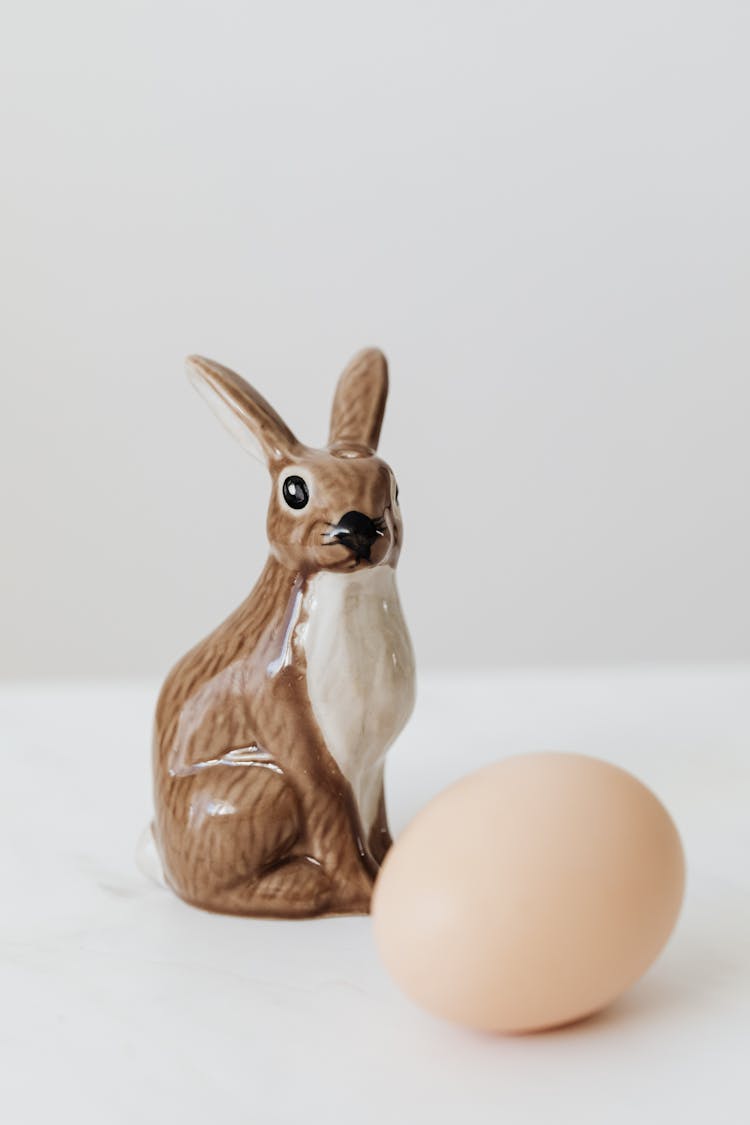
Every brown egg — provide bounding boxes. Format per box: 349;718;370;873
372;753;685;1033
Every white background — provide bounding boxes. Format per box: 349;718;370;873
2;0;749;676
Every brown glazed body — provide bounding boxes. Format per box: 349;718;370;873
152;349;415;918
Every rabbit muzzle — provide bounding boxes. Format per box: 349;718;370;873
328;510;384;563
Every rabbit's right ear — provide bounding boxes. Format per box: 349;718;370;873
186;356;300;464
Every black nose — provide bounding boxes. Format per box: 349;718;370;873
331;510;379;559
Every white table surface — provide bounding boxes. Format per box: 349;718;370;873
1;668;749;1125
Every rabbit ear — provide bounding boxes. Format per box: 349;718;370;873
328;348;389;452
186;355;300;464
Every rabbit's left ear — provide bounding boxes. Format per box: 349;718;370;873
186;355;300;464
328;348;389;453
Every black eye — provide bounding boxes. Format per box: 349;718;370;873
282;475;309;510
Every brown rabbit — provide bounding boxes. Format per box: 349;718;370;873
150;348;415;918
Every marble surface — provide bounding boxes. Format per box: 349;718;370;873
2;668;749;1124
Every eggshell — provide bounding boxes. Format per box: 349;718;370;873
372;753;685;1033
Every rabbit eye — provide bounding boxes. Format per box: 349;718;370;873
282;475;309;510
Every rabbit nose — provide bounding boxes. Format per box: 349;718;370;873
331;511;380;559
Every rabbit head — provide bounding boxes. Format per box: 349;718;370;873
187;348;402;574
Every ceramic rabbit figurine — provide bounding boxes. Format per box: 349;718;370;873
151;348;415;918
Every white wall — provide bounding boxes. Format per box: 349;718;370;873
2;1;748;677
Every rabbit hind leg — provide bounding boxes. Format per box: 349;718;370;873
215;854;337;917
162;763;303;913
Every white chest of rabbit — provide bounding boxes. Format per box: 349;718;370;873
301;565;416;839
